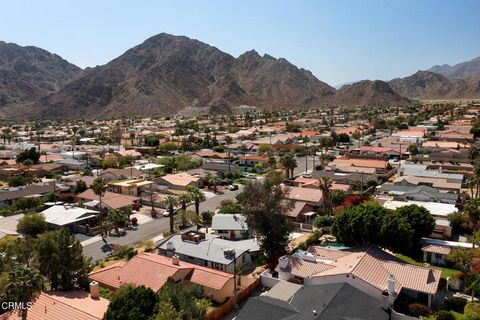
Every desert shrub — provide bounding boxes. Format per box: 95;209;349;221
435;310;455;320
407;303;432;317
445;296;468;313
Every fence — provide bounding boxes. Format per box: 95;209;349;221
292;222;314;232
205;277;261;320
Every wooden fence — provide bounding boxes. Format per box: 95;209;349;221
205;277;261;320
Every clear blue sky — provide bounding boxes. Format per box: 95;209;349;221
1;0;480;86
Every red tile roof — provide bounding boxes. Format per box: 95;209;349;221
89;253;233;291
1;291;109;320
285;246;441;295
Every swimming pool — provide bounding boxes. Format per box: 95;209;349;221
321;242;350;251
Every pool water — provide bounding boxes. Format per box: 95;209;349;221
321;242;350;250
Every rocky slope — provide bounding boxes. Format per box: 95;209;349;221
389;71;480;99
335;80;410;106
0;41;81;108
10;33;335;119
429;56;480;79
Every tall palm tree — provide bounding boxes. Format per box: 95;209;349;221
178;193;191;211
319;177;333;216
465;198;480;249
279;153;297;179
7;267;43;320
187;186;206;216
91;177;107;235
164;196;178;233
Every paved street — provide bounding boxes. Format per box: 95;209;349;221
82;216;170;262
187;186;245;213
294;156;317;177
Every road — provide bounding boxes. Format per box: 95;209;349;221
187;186;245;213
82;216;170;262
294;156;317;177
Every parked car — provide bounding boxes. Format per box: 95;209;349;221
242;173;257;179
162;208;179;217
303;173;312;178
228;184;239;191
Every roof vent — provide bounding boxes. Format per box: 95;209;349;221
278;256;289;269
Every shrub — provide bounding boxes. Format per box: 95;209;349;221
343;195;362;207
314;215;335;228
297;230;323;250
131;217;138;225
435;310;455;320
407;303;432;317
464;302;480;320
445;296;468;313
8;175;27;187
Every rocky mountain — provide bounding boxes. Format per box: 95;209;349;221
335;80;410;106
428;56;480;79
9;33;335;119
0;41;81;107
389;70;480;99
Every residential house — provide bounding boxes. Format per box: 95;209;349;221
393;175;462;193
0;289;109;320
78;189;139;211
100;167;143;180
0;182;66;208
377;184;458;204
238;154;269;167
155;172;200;191
236;281;389;320
158;230;260;273
107;178;153;196
421;244;451;266
277;246;441;307
211;214;249;240
41;205;99;235
89;252;234;303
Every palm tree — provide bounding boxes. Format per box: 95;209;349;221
178;193;191;211
164;196;178;233
187;186;206;216
319;177;333;216
7;266;43;320
107;209;127;234
465;198;480;249
23;159;33;181
466;176;478;199
279;153;297;179
91;177;107;235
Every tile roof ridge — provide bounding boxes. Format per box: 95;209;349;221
41;291;104;318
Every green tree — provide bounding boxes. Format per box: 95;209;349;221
258;144;272;155
8;175;27;187
236;177;295;268
395;205;435;245
17;213;48;237
74;180;87;193
159;142;178;153
153;301;182;320
331;189;347;207
104;285;158;320
6;267;43;320
16;147;41;164
218;199;241;214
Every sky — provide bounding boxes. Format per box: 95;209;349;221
1;0;480;86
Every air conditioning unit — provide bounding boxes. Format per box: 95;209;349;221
224;248;235;258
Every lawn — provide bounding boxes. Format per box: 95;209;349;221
395;253;459;279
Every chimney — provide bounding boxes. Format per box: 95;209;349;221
89;281;100;299
172;254;180;266
387;274;395;294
